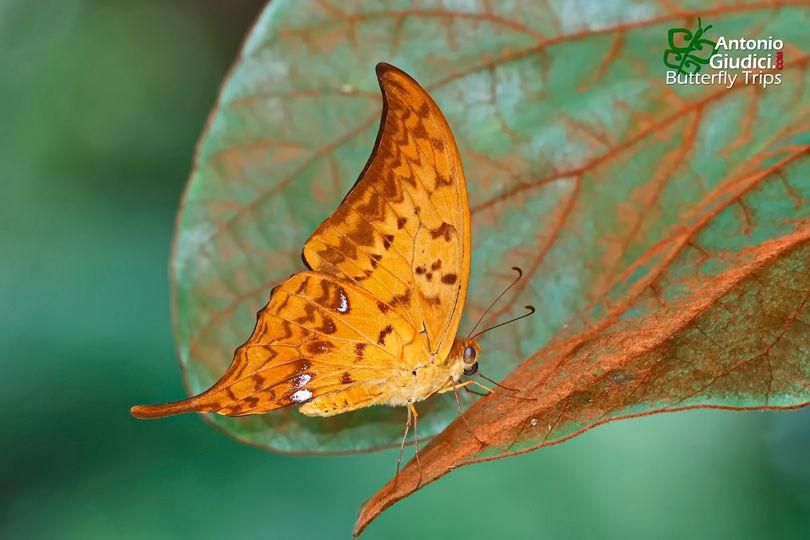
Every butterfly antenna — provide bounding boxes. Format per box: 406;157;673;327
467;266;524;339
470;305;536;341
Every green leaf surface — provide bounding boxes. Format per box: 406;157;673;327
172;0;808;460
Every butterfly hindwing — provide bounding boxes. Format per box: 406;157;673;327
146;272;423;417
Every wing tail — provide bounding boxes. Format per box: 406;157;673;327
130;392;212;419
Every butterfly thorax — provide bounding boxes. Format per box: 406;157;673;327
402;337;481;404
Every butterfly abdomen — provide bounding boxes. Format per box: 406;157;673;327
299;383;391;417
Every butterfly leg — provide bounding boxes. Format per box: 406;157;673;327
438;378;494;396
468;377;536;402
436;379;475;394
448;377;485;445
408;402;423;487
389;405;412;495
466;379;496;394
477;370;521;393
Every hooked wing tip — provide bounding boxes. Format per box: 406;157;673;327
375;61;396;75
374;61;413;81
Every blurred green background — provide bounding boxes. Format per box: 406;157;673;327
1;1;808;538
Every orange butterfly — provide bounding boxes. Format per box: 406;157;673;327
132;63;531;453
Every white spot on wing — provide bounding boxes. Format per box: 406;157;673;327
290;389;312;403
293;373;311;389
337;291;349;313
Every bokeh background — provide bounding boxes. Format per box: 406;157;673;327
1;1;808;538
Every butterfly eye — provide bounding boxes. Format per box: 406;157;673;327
463;346;476;363
463;362;478;376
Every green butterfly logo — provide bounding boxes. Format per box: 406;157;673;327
663;17;718;75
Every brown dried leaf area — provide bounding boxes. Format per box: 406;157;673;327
171;0;810;531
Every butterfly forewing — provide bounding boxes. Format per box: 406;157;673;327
302;63;471;362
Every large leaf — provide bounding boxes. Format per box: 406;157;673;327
172;0;808;468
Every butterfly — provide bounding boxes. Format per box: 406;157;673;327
132;63;533;452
